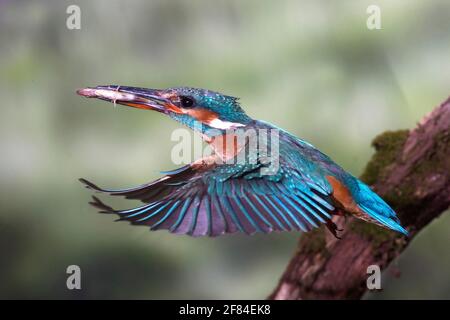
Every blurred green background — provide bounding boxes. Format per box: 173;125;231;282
0;0;449;299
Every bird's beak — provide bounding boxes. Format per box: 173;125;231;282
76;85;182;114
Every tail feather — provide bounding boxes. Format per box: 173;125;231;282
355;180;408;236
358;203;408;235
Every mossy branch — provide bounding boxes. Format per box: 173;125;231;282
269;97;450;300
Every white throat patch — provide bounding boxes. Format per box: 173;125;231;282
208;118;245;129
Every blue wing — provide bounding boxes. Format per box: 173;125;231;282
80;160;337;237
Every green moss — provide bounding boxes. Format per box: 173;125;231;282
382;128;449;209
349;220;392;246
360;130;409;185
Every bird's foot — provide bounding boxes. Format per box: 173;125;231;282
326;220;343;239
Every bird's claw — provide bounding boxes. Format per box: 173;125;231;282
326;220;343;240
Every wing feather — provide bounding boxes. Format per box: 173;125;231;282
81;157;337;237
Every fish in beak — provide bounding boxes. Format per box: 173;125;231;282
76;85;182;114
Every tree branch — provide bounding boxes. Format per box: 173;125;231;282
269;97;450;300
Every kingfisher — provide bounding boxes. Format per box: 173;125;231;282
77;85;408;238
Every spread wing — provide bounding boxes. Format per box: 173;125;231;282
80;158;337;237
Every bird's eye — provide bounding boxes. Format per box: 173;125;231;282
179;96;195;108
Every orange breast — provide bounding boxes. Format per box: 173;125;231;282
326;175;360;214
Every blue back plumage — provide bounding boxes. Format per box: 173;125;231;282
259;120;408;235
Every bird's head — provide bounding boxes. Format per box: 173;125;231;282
77;85;252;136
